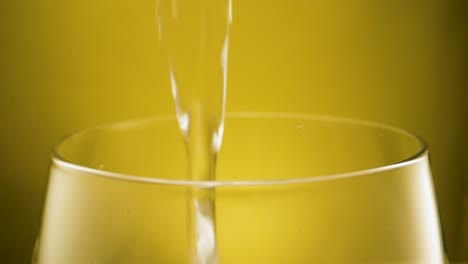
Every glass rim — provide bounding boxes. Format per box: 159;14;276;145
51;112;428;187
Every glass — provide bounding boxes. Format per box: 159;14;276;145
33;113;446;263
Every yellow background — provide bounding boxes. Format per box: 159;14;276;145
0;0;467;262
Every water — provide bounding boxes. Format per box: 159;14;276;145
156;0;232;263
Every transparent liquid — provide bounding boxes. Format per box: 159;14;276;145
156;0;232;263
37;150;444;263
35;116;445;263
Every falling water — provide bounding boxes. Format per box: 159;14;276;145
156;0;232;263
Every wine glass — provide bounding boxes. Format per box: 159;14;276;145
33;113;446;263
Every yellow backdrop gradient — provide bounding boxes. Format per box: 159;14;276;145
0;0;467;262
